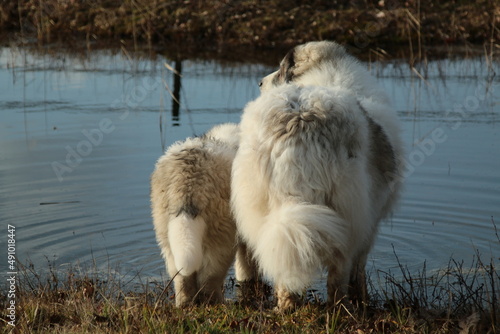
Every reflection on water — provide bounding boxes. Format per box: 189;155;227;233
0;47;498;292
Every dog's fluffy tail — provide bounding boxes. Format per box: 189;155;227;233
254;203;349;293
168;212;206;276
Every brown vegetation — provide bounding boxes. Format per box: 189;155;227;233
0;0;498;58
1;252;498;333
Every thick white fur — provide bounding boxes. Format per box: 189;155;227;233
233;41;404;309
151;123;239;307
255;203;350;293
233;86;372;296
260;41;403;164
168;213;206;276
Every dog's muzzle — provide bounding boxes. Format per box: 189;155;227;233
259;71;278;92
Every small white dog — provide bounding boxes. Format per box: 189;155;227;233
231;41;404;310
151;123;239;307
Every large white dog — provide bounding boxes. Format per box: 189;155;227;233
151;123;239;307
231;41;404;310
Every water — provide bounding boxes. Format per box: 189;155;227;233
1;47;498;292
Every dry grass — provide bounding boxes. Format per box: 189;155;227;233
1;249;498;333
0;0;497;58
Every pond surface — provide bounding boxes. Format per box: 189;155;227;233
1;47;499;294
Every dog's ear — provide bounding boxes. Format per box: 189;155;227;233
273;48;296;86
282;49;296;83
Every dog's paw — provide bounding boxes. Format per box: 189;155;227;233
275;287;301;312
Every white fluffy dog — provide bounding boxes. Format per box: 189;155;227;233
151;123;239;307
231;41;404;310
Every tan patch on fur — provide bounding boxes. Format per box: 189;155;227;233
151;123;239;307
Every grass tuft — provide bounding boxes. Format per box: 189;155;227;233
2;249;498;333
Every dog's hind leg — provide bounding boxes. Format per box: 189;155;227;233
276;285;300;311
235;240;268;306
326;258;352;307
348;252;368;304
234;240;259;282
197;273;225;305
164;247;198;307
173;272;198;307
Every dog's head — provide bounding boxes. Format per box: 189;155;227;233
259;41;349;91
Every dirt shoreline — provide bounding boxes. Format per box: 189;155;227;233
1;1;498;62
